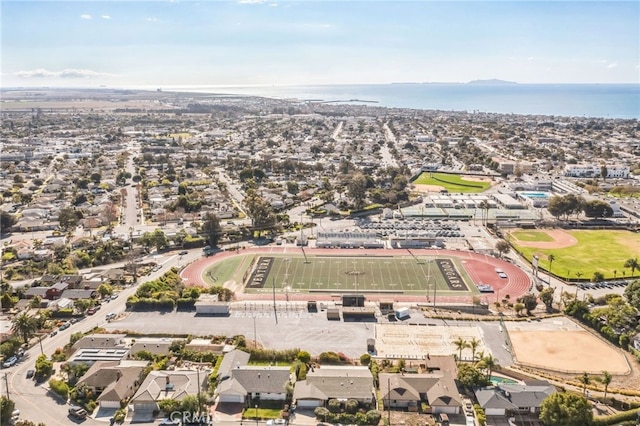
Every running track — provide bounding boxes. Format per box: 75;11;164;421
180;247;531;304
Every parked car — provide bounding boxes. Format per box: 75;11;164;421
86;308;97;315
68;406;88;419
2;356;17;368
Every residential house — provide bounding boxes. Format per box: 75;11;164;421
216;366;291;404
130;370;210;416
293;366;375;409
129;338;175;357
217;349;251;382
59;274;84;288
380;372;462;415
47;282;69;300
474;381;556;416
77;360;147;409
24;287;50;300
72;334;127;350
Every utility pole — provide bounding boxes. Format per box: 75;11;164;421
387;377;391;426
272;277;278;324
3;372;9;399
253;316;257;350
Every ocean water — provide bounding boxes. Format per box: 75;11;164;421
161;83;640;119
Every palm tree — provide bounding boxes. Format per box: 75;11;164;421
478;201;490;226
578;372;590;397
479;354;499;380
547;254;556;279
624;258;639;278
469;337;480;361
12;312;37;344
453;337;469;361
601;371;612;402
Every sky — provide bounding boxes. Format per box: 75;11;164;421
1;0;639;88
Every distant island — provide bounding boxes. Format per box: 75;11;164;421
466;79;518;85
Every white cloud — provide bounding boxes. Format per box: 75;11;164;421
146;17;158;22
80;14;92;20
101;15;111;20
238;0;266;4
607;62;618;69
527;57;534;61
15;68;112;79
269;3;278;6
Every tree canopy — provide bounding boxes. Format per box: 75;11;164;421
201;212;222;247
539;391;592;426
624;279;640;310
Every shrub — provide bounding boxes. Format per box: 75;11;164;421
327;399;341;413
345;399;359;414
366;410;382;425
359;353;371;366
297;350;311;363
591;407;640;426
48;378;69;399
314;407;330;421
319;352;341;364
84;400;97;413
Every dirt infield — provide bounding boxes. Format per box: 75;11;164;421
413;183;446;193
508;229;578;249
508;329;629;374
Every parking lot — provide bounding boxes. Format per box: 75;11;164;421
105;308;374;359
357;218;466;239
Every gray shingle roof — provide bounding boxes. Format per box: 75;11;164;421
295;366;374;401
217;349;250;381
229;367;291;394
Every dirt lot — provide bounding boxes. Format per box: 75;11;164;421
507;320;629;374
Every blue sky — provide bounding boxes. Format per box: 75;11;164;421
1;1;638;87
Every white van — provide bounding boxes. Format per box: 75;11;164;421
395;307;410;320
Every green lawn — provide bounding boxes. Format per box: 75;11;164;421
510;230;555;242
203;254;254;285
511;230;640;280
412;172;491;193
242;254;479;296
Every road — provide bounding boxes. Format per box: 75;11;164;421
1;248;203;425
381;122;399;168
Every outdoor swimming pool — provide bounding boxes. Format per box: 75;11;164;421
519;191;549;199
490;375;520;385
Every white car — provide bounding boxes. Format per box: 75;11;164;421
266;420;286;426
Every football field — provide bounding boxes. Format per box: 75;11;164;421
243;254;479;296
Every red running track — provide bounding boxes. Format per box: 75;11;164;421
180;247;531;304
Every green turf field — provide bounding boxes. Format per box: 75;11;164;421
240;254;479;296
412;172;491;193
511;230;640;280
